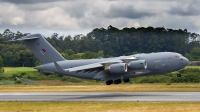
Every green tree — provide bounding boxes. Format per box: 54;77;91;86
82;51;98;59
35;59;42;66
97;51;104;57
65;49;74;55
132;51;138;55
190;47;200;60
0;56;3;72
0;56;3;68
184;53;193;61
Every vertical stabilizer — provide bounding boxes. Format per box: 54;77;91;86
17;34;66;64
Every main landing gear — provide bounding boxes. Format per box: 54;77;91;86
114;79;122;84
106;79;130;85
106;80;113;85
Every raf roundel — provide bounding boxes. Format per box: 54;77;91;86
42;49;47;52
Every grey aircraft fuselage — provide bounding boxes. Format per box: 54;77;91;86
35;52;189;81
13;34;189;85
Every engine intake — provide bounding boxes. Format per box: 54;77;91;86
128;60;147;70
105;63;127;74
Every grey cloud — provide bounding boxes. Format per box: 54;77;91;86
0;0;65;4
17;1;88;18
148;14;198;33
166;19;197;32
105;5;154;19
65;3;88;18
67;9;85;18
169;2;200;16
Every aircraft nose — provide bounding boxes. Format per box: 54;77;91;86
183;57;189;66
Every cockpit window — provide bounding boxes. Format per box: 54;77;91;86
174;55;179;58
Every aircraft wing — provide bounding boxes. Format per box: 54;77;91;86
64;56;136;72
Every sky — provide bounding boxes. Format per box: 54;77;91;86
0;0;200;37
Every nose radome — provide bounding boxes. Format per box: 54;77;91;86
184;57;189;66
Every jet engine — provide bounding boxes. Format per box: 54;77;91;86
128;60;147;70
104;63;127;74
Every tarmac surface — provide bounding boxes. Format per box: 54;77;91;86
0;92;200;102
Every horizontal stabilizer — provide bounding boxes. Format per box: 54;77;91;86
8;40;17;42
16;36;39;41
4;36;39;42
3;40;17;42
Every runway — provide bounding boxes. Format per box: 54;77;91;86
0;92;199;102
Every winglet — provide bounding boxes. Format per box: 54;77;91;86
54;61;62;71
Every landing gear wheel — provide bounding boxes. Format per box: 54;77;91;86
177;73;181;77
118;79;122;83
123;79;130;83
106;80;113;85
114;79;122;84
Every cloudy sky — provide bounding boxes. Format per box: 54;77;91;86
0;0;200;37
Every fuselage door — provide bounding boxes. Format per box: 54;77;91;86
167;58;172;72
153;59;161;71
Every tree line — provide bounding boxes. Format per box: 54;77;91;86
0;26;200;67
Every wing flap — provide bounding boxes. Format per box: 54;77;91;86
64;63;103;72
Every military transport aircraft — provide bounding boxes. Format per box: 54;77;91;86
12;34;189;85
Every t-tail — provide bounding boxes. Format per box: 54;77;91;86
15;34;66;64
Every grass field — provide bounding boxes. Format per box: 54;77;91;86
185;66;200;68
2;67;39;78
0;102;200;112
3;67;37;73
0;83;200;92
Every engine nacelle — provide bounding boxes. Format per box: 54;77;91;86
105;63;127;74
128;60;147;70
